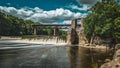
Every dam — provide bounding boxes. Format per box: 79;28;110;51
0;36;67;46
0;18;113;68
32;18;83;45
0;18;82;45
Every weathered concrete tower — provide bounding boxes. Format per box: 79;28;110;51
34;26;37;35
54;28;59;36
67;19;79;45
71;19;77;29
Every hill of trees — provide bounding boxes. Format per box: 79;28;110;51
0;12;67;36
83;0;120;44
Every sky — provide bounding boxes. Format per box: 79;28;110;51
0;0;99;24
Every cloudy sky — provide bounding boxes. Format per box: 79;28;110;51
0;0;98;24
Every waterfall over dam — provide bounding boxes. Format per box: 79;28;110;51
23;36;67;45
0;19;83;45
0;36;67;45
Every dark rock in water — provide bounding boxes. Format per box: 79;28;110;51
104;59;111;62
100;49;120;68
86;44;89;46
115;44;120;50
67;28;79;45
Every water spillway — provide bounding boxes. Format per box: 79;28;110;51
23;35;67;45
0;36;67;45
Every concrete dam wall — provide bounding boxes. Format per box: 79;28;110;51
23;36;67;45
0;36;67;45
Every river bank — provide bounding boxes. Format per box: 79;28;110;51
100;49;120;68
79;43;120;68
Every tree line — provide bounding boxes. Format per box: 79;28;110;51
0;12;67;36
83;0;120;44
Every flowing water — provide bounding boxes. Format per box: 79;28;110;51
0;39;113;68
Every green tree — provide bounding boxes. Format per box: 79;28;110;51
0;12;35;36
83;0;120;44
0;11;67;36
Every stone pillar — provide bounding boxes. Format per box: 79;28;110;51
34;26;37;35
54;28;59;36
80;18;84;27
67;28;79;44
71;19;77;29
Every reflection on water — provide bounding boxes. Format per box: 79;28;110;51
0;43;113;68
68;46;79;68
68;46;113;68
68;46;92;68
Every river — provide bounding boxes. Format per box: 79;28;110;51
0;39;113;68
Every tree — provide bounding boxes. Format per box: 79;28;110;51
0;11;35;36
0;11;67;36
83;0;120;44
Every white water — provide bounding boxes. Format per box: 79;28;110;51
26;37;67;45
0;36;67;50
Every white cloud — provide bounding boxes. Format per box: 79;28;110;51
0;6;87;23
76;0;99;5
67;4;90;11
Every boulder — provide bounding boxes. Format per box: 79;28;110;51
100;49;120;68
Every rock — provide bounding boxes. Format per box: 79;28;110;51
115;44;120;50
100;49;120;68
104;59;111;62
114;49;120;58
78;26;88;44
86;44;90;46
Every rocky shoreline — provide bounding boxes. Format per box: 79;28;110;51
78;43;120;68
100;49;120;68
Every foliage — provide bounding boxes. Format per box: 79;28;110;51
59;30;67;37
0;12;67;36
83;0;120;43
0;12;35;36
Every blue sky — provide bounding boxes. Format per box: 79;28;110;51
0;0;78;10
0;0;97;23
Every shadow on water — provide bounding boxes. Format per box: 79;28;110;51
68;46;79;68
68;46;92;68
67;46;113;68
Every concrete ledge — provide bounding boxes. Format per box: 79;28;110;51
0;36;22;40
